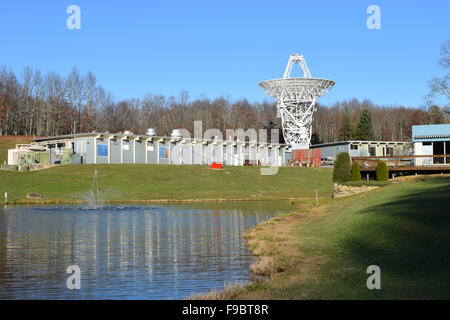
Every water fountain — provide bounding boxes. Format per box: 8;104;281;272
86;169;104;209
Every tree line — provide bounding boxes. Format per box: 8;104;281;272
312;100;447;144
0;65;448;143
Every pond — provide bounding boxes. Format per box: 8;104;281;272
0;201;293;299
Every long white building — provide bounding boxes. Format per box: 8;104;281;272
8;131;288;167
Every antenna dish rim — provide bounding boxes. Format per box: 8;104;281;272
258;78;335;100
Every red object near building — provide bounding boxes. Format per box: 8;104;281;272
244;160;260;166
211;162;223;169
289;149;322;167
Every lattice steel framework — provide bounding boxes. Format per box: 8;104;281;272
259;54;335;149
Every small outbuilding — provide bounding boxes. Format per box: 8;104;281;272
412;124;450;165
310;140;406;161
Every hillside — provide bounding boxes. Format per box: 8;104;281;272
1;164;334;204
232;175;450;299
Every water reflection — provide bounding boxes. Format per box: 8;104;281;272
0;202;292;299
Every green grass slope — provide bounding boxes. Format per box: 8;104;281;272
237;175;450;299
1;164;334;204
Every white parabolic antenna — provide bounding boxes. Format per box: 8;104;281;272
259;54;335;150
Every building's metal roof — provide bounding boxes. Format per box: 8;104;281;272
33;132;97;142
32;132;288;147
310;140;405;149
412;124;450;142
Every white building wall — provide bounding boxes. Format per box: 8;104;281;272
422;143;433;165
226;145;234;166
8;149;17;165
234;145;239;165
249;145;257;164
271;148;279;166
19;135;287;167
414;142;422;166
212;144;222;163
181;143;191;164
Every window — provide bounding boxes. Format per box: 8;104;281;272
386;147;394;156
369;147;376;156
350;145;359;150
159;145;168;158
433;142;444;164
97;144;108;157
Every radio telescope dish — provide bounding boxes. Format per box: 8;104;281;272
259;54;335;149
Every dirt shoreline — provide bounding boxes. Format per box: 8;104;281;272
190;179;402;299
5;197;297;206
190;208;308;300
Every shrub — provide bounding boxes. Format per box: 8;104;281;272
376;160;389;181
351;161;362;181
332;152;352;183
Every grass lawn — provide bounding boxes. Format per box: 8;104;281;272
1;164;334;204
3;136;449;299
341;180;390;187
0;135;334;203
234;175;450;299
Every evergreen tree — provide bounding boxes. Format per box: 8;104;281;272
332;152;352;183
339;112;356;140
351;161;362;181
356;108;373;140
376;161;389;181
310;132;321;145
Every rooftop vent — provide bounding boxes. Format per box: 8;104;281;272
171;129;182;138
145;128;157;136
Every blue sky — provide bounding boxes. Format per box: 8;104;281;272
0;0;448;107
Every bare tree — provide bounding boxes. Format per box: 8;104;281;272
66;67;84;133
1;63;448;141
428;41;449;116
